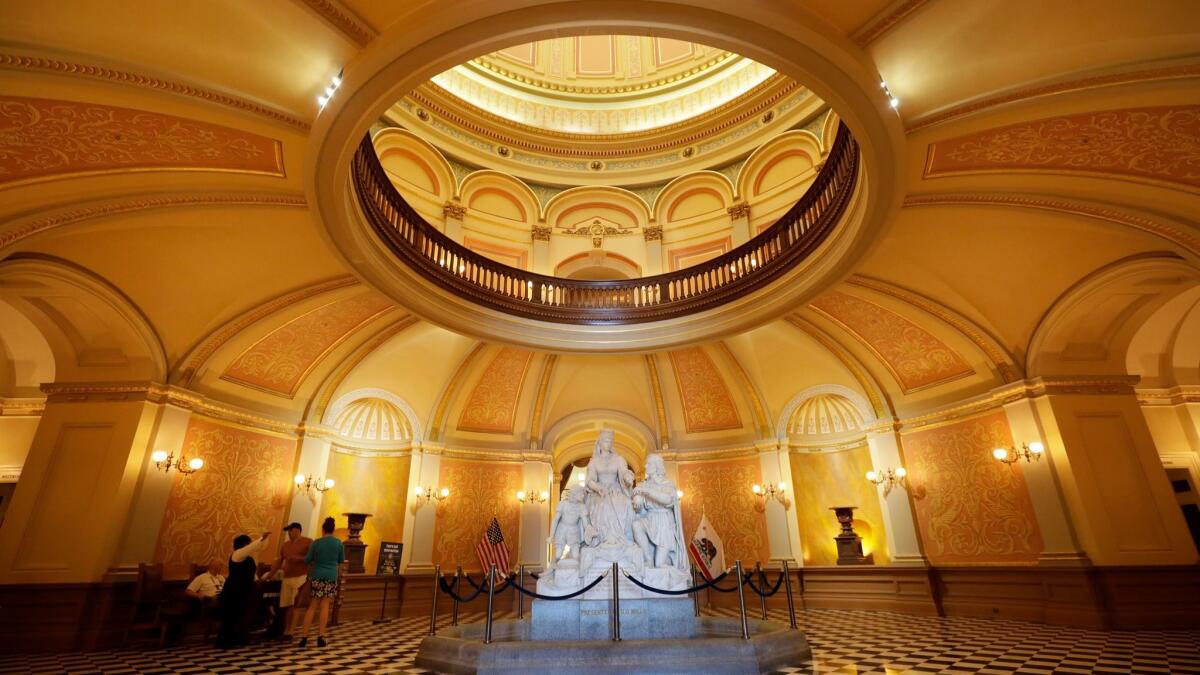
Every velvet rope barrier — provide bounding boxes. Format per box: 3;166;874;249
745;568;786;597
439;571;512;603
620;568;734;596
506;571;610;601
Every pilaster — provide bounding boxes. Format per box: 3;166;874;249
727;203;752;246
643;226;663;275
866;428;928;566
442;201;466;243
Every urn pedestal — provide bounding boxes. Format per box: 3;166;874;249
342;512;372;574
830;506;873;565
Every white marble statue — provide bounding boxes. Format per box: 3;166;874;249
632;454;687;571
546;487;588;569
539;431;689;597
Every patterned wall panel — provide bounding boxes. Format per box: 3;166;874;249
676;457;770;565
320;452;411;574
789;447;889;565
154;418;296;578
221;292;394;397
431;458;522;570
901;410;1044;564
924;105;1200;190
668;347;742;432
0;96;284;186
456;348;533;433
810;291;973;392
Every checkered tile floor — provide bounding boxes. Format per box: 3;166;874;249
1;607;1198;674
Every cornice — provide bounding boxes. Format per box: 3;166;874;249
0;52;310;131
906;61;1200;134
0;464;20;482
787;437;867;453
851;0;934;47
294;0;376;48
667;444;761;463
466;51;739;99
0;192;308;252
903;192;1200;257
1138;385;1200;406
0;396;45;417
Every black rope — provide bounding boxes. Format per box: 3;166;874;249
461;574;483;590
710;570;748;593
507;572;609;601
621;568;732;596
438;574;487;603
745;568;786;597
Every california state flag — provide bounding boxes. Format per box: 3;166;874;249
687;515;726;581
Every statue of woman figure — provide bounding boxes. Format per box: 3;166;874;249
632;454;687;570
584;430;635;547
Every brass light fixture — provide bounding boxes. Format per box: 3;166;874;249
751;482;790;511
150;450;204;476
516;488;549;504
414;485;450;511
993;441;1045;465
295;473;335;496
865;467;907;496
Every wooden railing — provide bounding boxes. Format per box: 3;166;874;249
353;123;859;324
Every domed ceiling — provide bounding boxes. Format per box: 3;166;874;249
383;36;827;187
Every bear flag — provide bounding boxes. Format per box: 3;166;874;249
687;514;726;581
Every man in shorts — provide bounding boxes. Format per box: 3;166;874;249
270;522;312;639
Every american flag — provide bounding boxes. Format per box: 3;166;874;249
475;517;510;575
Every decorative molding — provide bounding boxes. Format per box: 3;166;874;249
923;106;1200;192
1;192;308;252
851;0;934;47
530;225;552;242
325;386;424;444
809;291;976;393
175;276;358;386
642;225;663;242
668;346;742;433
0;96;285;188
429;342;486;441
726;202;751;219
307;315;420;423
906;62;1200;134
528;354;558;445
0;53;310;130
713;341;771;437
1137;385;1200;406
294;0;376;48
776;384;875;440
0;464;21;482
846;275;1021;382
442;201;467;220
783;314;890;418
0;396;45;417
645;354;670;448
902;192;1200;257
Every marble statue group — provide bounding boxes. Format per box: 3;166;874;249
542;429;690;595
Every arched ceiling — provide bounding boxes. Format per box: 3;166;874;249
0;0;1197;456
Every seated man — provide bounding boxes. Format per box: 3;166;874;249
186;561;225;602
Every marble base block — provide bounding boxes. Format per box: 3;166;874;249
531;597;693;641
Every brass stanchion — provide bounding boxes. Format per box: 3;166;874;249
483;563;497;644
451;566;462;626
427;564;441;636
517;563;525;619
756;562;768;620
734;560;750;640
610;562;621;642
782;560;798;630
691;567;700;617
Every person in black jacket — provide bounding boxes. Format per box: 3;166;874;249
215;531;270;649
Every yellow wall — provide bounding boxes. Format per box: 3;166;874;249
320;451;412;574
0;416;38;471
789;446;889;565
677;456;771;565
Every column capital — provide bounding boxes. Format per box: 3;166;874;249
442;201;467;220
642;225;662;241
727;202;751;219
531;225;552;242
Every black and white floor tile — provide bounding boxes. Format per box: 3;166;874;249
1;608;1198;674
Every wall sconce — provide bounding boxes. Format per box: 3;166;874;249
295;473;334;496
751;482;790;511
151;450;204;476
517;489;549;504
993;441;1044;465
414;485;450;511
866;467;907;496
676;490;684;499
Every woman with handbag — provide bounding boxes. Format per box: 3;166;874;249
298;517;344;648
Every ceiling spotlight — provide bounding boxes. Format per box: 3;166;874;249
317;69;344;110
889;97;901;108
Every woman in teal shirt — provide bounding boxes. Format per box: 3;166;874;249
299;516;345;647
